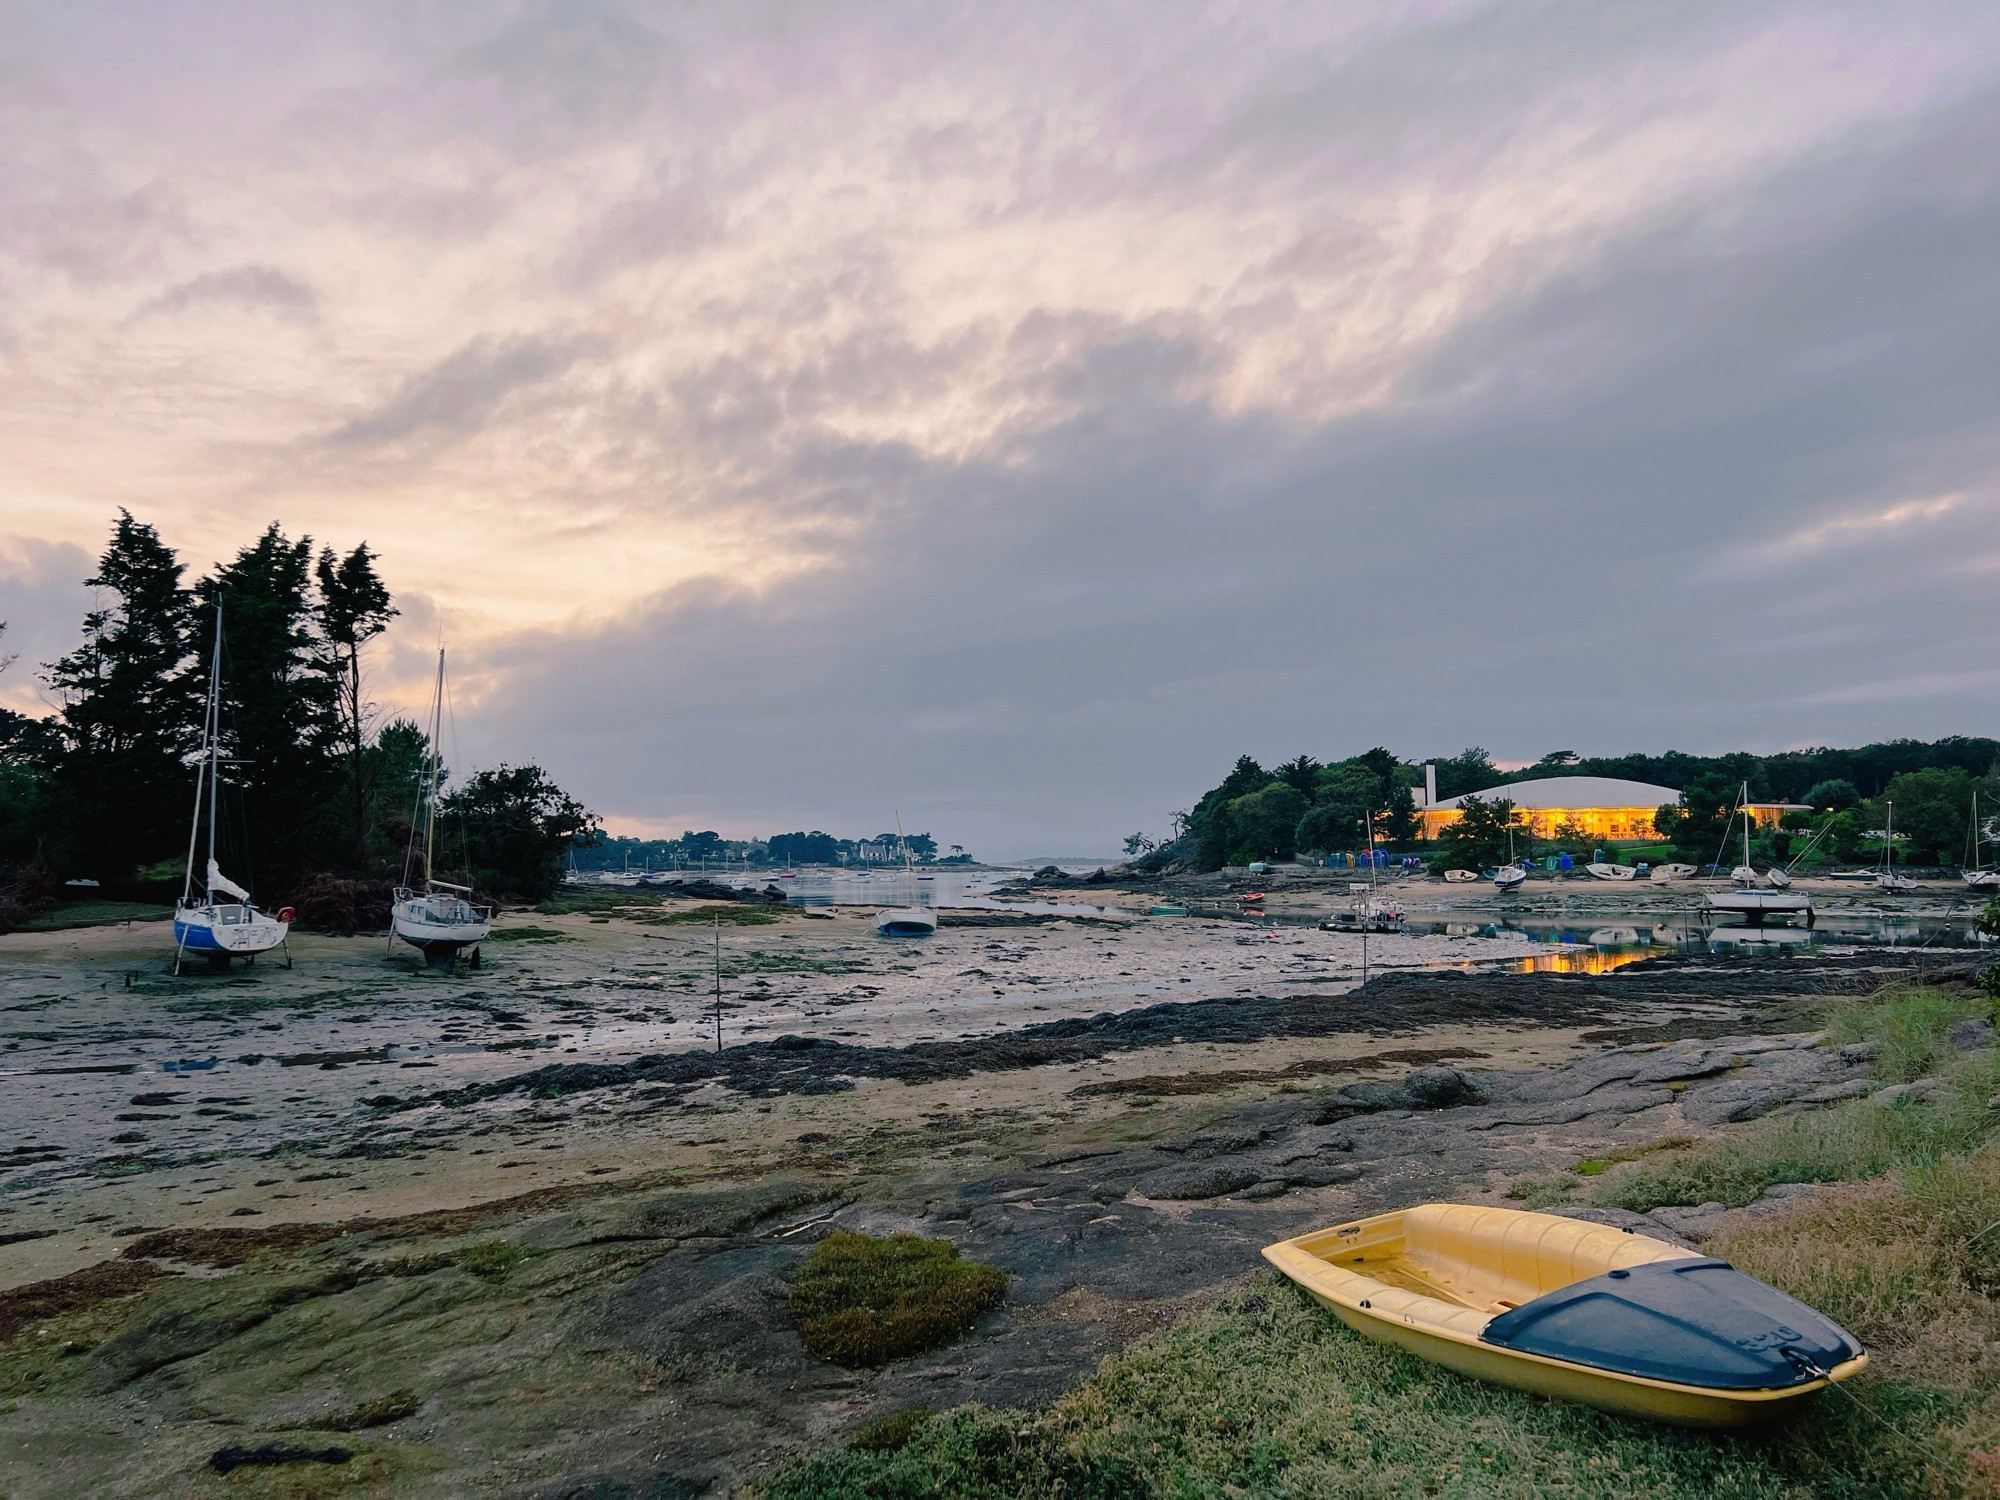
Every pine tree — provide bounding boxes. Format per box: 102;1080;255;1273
195;523;341;893
314;543;397;867
42;512;200;876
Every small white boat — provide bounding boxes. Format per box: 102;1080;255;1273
1493;863;1527;892
874;907;938;936
1706;784;1812;926
1871;799;1915;895
1584;862;1635;882
172;604;291;974
1650;862;1697;883
873;811;936;937
391;648;492;969
1442;868;1479;883
1964;794;1998;892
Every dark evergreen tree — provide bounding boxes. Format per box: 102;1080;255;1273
195;524;341;893
41;512;200;877
441;763;599;898
314;543;397;867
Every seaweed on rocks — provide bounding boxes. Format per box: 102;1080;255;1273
429;949;1950;1109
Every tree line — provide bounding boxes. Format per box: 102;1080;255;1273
1175;739;2000;871
575;828;966;871
0;512;597;926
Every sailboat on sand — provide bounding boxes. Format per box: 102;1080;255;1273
390;648;492;968
874;813;937;936
172;604;293;974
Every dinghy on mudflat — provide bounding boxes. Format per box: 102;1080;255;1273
1264;1203;1865;1427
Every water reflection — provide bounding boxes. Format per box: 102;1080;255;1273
1403;913;1986;972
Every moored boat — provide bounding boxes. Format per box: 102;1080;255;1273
1584;862;1636;881
391;648;492;969
172;603;292;974
1706;783;1812;926
873;812;936;937
1264;1203;1865;1427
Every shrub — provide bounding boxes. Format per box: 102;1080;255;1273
849;1406;935;1453
790;1232;1005;1367
285;872;394;935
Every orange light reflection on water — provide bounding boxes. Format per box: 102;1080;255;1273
1513;946;1671;975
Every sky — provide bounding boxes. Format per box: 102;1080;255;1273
3;1;1999;859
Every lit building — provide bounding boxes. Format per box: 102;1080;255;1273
1421;776;1682;843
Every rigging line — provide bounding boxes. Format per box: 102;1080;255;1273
1785;1352;1954;1471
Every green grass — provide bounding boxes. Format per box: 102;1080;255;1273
790;1232;1007;1368
20;900;174;931
759;1277;1950;1499
533;889;668;915
483;925;573;944
641;903;787;927
1597;990;2000;1214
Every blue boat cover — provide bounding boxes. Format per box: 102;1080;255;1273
1480;1257;1861;1390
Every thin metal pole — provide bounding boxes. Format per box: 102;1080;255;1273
713;913;723;1053
205;603;222;891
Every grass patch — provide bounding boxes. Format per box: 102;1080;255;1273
1596;991;2000;1214
456;1241;524;1279
484;925;573;944
1574;1136;1698;1177
533;889;668;915
19;899;174;931
790;1232;1006;1367
1828;985;1994;1084
641;903;786;927
758;1277;1963;1499
850;1406;936;1453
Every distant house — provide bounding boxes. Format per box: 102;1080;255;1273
1420;776;1682;842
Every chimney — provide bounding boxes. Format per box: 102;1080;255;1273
1424;762;1437;808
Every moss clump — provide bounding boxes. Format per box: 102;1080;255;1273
643;904;783;927
789;1232;1005;1367
456;1241;523;1279
849;1406;934;1452
484;926;572;943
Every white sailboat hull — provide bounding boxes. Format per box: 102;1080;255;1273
173;902;289;959
1964;870;2000;893
392;889;492;963
1493;865;1527;891
1585;863;1635;881
1706;888;1813;922
874;907;937;936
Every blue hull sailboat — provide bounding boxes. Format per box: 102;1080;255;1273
173;604;292;974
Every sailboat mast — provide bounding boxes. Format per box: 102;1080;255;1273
205;603;223;893
424;647;444;890
1742;782;1751;872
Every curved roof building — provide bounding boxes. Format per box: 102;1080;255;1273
1422;776;1681;842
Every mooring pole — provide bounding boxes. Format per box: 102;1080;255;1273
713;912;723;1053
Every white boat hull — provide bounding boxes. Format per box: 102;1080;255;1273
392;889;492;966
1964;871;2000;893
1493;865;1527;891
1585;863;1636;882
1706;888;1813;924
173;902;289;964
874;907;937;936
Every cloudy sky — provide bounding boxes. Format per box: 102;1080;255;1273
4;1;1999;857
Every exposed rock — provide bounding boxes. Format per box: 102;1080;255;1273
1948;1017;1994;1051
1647;1201;1730;1241
1869;1078;1937;1107
1547;1206;1699;1251
1133;1163;1262;1200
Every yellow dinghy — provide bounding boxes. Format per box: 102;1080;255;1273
1264;1203;1866;1427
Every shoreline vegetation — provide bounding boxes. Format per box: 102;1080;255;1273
1159;741;2000;876
760;980;2000;1499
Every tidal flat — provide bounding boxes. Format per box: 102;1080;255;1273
0;889;1972;1495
